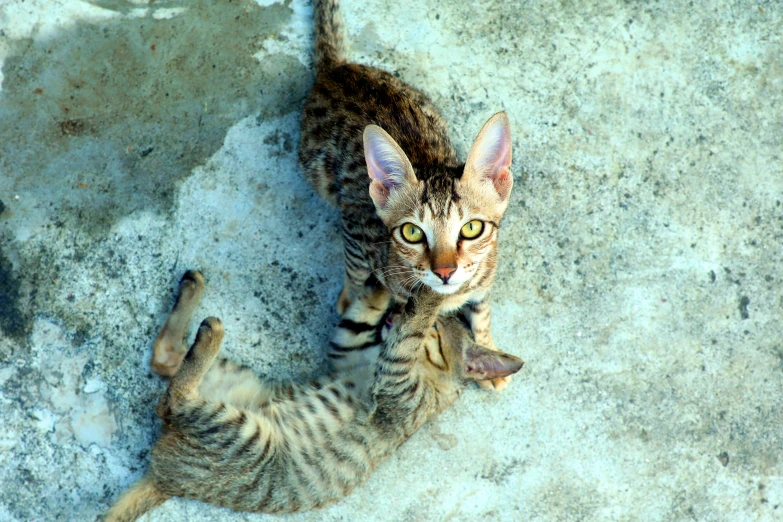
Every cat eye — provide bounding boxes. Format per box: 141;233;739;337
400;223;425;243
460;220;484;239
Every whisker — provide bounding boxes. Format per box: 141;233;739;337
372;269;411;279
372;265;413;278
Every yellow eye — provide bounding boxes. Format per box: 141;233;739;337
401;223;424;243
460;220;484;239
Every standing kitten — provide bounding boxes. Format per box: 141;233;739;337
104;271;522;521
299;0;515;390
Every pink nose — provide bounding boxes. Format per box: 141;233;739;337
432;266;457;283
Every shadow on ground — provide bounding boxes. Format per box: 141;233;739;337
0;0;310;350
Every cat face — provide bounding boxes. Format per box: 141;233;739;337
382;314;523;384
436;316;523;383
385;181;502;295
364;113;513;295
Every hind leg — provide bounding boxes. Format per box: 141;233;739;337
157;317;224;417
151;270;205;376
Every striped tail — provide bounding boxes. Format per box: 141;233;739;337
313;0;344;69
104;476;170;522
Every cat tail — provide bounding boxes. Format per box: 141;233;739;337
314;0;344;69
104;476;170;522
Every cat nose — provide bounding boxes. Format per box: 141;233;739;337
432;266;457;283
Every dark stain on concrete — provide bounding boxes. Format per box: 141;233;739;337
739;295;750;319
717;451;729;467
0;0;309;237
0;250;30;346
477;458;523;485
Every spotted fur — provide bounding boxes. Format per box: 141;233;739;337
104;272;523;521
299;0;516;390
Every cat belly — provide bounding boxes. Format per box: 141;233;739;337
197;363;273;410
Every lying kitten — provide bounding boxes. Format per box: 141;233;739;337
105;271;522;520
299;0;516;390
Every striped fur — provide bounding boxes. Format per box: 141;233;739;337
104;272;523;521
299;0;516;390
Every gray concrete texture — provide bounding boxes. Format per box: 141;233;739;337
0;0;780;520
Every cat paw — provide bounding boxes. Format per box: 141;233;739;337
192;317;224;360
151;338;187;377
477;375;513;391
336;285;352;315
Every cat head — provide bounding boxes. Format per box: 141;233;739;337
381;305;523;387
364;112;513;295
421;315;523;386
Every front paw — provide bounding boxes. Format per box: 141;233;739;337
477;375;513;392
337;285;352;315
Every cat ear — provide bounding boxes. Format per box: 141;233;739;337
364;125;416;208
463;344;524;381
464;112;513;201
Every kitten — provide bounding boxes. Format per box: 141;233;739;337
104;271;523;521
299;0;516;390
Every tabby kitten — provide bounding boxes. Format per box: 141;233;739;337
299;0;515;389
105;271;523;521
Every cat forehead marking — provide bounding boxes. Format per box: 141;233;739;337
418;204;464;241
417;180;464;221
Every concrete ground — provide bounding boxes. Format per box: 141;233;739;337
0;0;781;520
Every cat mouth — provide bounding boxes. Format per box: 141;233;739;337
429;281;463;295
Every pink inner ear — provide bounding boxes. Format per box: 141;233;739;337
490;139;512;179
493;167;511;200
465;113;513;200
369;180;390;208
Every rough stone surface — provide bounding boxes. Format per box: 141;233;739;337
1;1;781;521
